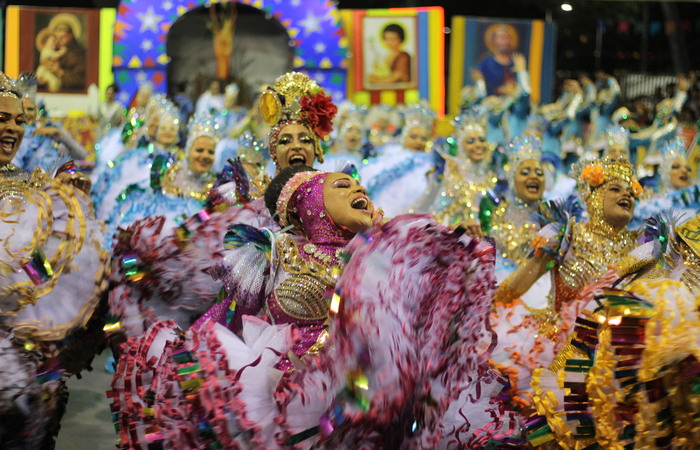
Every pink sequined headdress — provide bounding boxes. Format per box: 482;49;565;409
276;171;354;247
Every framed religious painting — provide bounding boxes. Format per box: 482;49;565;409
360;15;418;91
8;7;100;94
448;16;557;113
340;7;444;114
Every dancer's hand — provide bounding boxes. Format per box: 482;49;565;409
563;79;583;95
470;68;484;82
579;75;593;87
451;219;482;240
56;171;92;195
370;204;387;227
512;53;526;72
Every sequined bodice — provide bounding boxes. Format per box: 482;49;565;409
0;165;39;200
490;199;539;265
267;236;342;371
161;164;216;202
435;158;496;223
0;164;31;182
556;221;637;306
269;274;329;322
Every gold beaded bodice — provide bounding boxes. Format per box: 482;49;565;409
270;236;341;322
267;236;344;361
0;163;31;181
274;274;329;321
490;199;540;266
0;166;43;199
161;164;216;203
435;157;496;223
556;221;638;305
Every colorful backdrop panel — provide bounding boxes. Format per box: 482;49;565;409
448;16;556;114
340;7;445;115
113;0;347;106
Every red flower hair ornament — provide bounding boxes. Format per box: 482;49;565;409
299;92;337;139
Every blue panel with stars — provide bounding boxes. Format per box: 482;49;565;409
112;0;347;103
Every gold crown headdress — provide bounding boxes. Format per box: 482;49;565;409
571;157;642;200
572;158;642;236
261;72;338;165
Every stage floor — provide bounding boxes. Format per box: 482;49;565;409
56;351;117;450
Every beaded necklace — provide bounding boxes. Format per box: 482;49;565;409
557;220;636;306
276;235;343;285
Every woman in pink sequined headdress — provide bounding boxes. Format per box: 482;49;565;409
194;165;379;368
110;165;520;448
264;165;377;257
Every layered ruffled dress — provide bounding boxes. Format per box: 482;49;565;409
526;277;700;448
106;167;276;340
0;169;110;446
90;126;132;190
12;124;73;173
92;144;182;222
102;154;216;246
109;215;521;449
360;144;441;217
491;208;638;410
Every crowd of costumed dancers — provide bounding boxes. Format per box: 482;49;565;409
2;60;700;449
